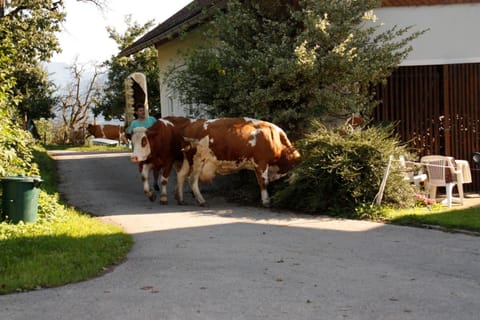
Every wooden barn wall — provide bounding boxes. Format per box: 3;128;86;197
372;63;480;192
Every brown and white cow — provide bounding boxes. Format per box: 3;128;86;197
86;124;128;144
130;117;192;204
177;117;301;207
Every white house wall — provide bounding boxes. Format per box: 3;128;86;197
156;28;204;117
375;3;480;66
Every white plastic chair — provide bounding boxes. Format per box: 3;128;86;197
420;155;465;207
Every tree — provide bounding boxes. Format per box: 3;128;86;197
56;60;105;144
0;1;109;126
0;0;65;131
14;63;58;123
0;0;65;63
0;0;109;173
94;16;161;121
167;0;424;137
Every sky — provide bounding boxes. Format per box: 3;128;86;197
52;0;193;65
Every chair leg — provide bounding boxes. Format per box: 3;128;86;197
446;183;454;208
457;183;464;205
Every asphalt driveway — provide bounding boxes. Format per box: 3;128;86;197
1;150;480;320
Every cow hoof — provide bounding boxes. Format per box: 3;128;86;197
174;193;184;205
148;193;156;202
175;196;185;205
198;202;208;207
159;194;168;205
153;183;160;191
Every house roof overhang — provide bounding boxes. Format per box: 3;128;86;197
118;0;226;57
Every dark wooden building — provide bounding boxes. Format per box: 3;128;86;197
372;0;480;191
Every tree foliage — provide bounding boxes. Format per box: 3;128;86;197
94;16;161;120
14;64;58;121
0;0;65;125
0;32;34;176
0;0;109;126
0;0;108;172
167;0;423;137
0;0;65;63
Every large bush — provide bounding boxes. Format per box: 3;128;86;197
272;122;417;217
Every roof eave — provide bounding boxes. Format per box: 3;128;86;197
118;0;226;58
118;15;203;57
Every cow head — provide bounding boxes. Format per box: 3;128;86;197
269;147;301;181
130;127;150;163
86;124;96;136
287;147;301;165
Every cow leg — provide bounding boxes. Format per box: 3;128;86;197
153;169;160;191
141;163;156;202
158;165;172;205
187;160;207;206
255;165;270;207
189;172;207;206
174;159;189;205
184;152;208;206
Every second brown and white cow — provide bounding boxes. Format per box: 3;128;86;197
86;124;128;144
178;117;301;207
130;117;191;204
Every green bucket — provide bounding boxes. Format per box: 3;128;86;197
1;176;43;223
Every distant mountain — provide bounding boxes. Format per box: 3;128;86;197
45;62;70;88
45;61;107;89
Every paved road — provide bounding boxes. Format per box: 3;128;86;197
2;150;480;320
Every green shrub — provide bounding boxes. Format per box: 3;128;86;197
272;121;417;218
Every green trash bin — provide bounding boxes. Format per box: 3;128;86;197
1;175;43;223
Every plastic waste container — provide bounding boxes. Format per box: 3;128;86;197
1;175;42;223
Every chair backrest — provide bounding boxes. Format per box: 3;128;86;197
421;155;455;187
455;159;472;184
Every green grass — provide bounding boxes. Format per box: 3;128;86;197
31;147;57;194
383;205;480;233
0;145;133;295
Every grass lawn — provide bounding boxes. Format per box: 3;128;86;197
383;204;480;233
0;145;133;295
